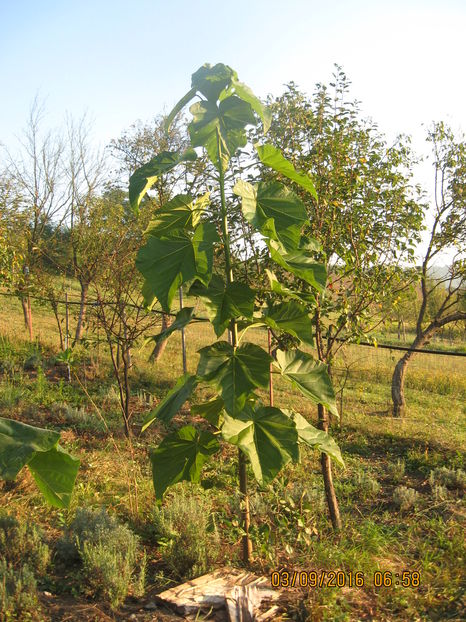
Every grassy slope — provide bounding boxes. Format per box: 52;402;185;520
0;293;465;621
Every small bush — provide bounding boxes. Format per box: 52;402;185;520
387;459;405;483
23;353;42;371
59;507;145;609
153;485;218;580
353;472;380;497
429;467;466;491
0;381;24;408
0;513;50;575
431;484;449;502
393;486;419;511
0;561;39;622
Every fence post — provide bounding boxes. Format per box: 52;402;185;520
179;287;187;374
65;292;71;382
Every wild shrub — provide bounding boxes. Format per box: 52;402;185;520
387;458;405;483
0;512;50;575
153;485;218;580
393;486;420;511
429;467;466;491
59;507;145;609
0;561;39;622
353;472;380;498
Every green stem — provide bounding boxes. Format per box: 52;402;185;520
217;140;251;563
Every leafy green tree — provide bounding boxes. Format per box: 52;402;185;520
391;122;466;416
251;70;424;526
130;63;342;561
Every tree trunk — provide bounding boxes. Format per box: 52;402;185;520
74;281;89;343
149;313;172;363
20;295;33;341
391;354;411;417
318;403;342;531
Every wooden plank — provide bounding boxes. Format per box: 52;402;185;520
155;568;281;621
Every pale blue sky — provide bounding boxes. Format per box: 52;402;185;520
1;0;465;155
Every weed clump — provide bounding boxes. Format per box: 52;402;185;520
387;458;405;483
0;561;39;621
0;512;50;575
353;471;381;497
393;486;420;511
429;467;466;492
59;507;145;609
153;485;218;580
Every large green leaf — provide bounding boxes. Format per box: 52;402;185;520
221;407;299;484
265;270;316;304
150;425;219;500
191;397;225;428
234;180;307;251
0;417;59;480
267;239;327;292
146;307;195;349
226;77;272;133
142;374;198;431
274;350;338;417
137;222;218;311
288;411;344;467
129;149;197;212
189;96;256;171
28;445;80;508
190;275;255;336
0;417;79;508
197;341;271;414
255;144;317;198
263;301;314;346
145;193;209;237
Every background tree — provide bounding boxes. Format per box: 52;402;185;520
255;68;424;529
66;115;106;342
391;122;466;416
2;99;69;339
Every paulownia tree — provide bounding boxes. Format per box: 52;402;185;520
130;64;343;562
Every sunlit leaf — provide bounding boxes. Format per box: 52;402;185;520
28;445;80;508
137;222;218;312
190;275;255;336
145;193;209;237
263;300;314;345
255;144;317;198
267;239;327;292
191;397;225;427
234;180;307;251
197;341;271;414
221;406;299;484
150;425;219;499
274;349;338;416
142;374;198;431
287;411;344;466
129;149;197;212
145;307;195;350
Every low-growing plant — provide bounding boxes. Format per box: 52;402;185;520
353;472;381;498
153;485;218;580
0;561;39;622
393;485;420;511
0;512;50;575
387;458;405;483
59;507;145;608
429;466;466;491
431;484;449;502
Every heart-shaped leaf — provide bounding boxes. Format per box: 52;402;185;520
129;149;197;212
142;374;198;431
255;144;317;198
190;275;255;336
274;350;338;417
221;407;299;484
150;425;219;499
263;301;314;346
197;341;271;415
